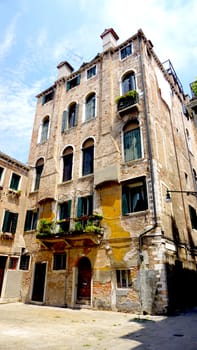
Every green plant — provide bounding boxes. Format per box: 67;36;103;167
74;221;83;232
85;225;102;234
115;89;138;104
37;218;56;235
191;79;197;97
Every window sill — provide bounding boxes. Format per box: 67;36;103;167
122;209;149;218
79;174;94;181
58;180;73;186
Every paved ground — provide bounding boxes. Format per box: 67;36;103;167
0;303;197;350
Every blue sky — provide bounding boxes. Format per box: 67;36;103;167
0;0;197;164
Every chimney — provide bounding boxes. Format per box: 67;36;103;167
57;61;74;79
100;28;119;51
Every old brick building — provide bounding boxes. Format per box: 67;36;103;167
21;28;197;314
0;152;29;302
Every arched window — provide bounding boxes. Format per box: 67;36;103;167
123;121;141;162
62;146;73;182
40;116;49;142
82;138;94;176
68;102;78;128
34;158;44;191
85;93;96;120
122;71;136;95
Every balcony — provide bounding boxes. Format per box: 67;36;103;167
36;215;104;249
116;90;139;115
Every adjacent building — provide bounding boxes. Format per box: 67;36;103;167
14;28;197;314
0;152;29;302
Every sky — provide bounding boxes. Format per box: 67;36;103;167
0;0;197;164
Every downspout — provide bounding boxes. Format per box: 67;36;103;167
138;33;158;254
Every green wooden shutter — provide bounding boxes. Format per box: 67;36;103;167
77;197;83;217
67;200;72;217
24;210;32;231
76;74;81;86
122;188;128;215
11;213;18;233
66;81;70;91
2;210;9;232
74;104;78;126
61;110;68;132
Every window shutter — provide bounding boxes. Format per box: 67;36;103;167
131;74;136;90
2;210;9;232
62;110;68;132
11;213;18;233
76;75;81;86
77;197;83;217
42;96;46;105
74;104;78;126
122;189;128;215
24;210;32;231
66;81;70;91
88;195;93;215
68;200;72;217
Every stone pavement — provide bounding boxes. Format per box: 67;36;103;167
0;303;197;350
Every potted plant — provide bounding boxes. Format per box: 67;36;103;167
191;80;197;97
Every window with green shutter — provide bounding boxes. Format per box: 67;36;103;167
189;205;197;229
10;173;20;191
61;110;68;132
24;210;38;231
77;195;93;217
2;210;18;233
58;200;71;232
66;75;81;91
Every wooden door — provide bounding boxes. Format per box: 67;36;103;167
32;262;46;302
77;257;91;301
0;256;7;296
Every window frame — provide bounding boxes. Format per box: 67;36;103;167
19;254;30;270
122;177;148;215
77;195;93;218
53;253;66;270
85;93;96;121
40;116;50;143
82;139;94;176
87;65;97;79
62;147;73;182
2;210;18;234
116;269;132;288
9;173;21;191
121;72;136;95
189;205;197;229
66;75;81;91
24;209;38;231
34;158;44;191
123;122;142;162
42;90;54;105
120;43;132;60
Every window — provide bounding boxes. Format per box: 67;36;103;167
19;254;30;270
24;209;38;231
10;173;20;191
40;116;49;142
87;65;96;79
82;138;94;176
34;158;44;191
66;75;81;91
122;72;136;95
62;147;73;181
58;200;71;232
9;257;18;270
77;195;93;218
193;169;197;190
2;210;18;233
189;205;197;229
42;90;54;105
85;93;96;120
116;270;132;288
186;129;192;153
122;177;148;215
53;253;66;270
68;103;78;128
123;122;142;162
120;43;132;60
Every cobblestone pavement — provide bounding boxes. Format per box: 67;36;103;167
0;303;197;350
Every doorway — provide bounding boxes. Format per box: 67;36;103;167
77;257;91;303
32;262;46;302
0;256;7;297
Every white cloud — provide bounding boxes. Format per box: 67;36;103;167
0;13;20;59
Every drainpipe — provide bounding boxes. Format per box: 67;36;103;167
137;33;158;254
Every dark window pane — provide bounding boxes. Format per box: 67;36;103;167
122;178;148;214
53;253;66;270
124;127;141;161
20;255;30;270
82;146;94;176
10;173;20;191
63;153;73;181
